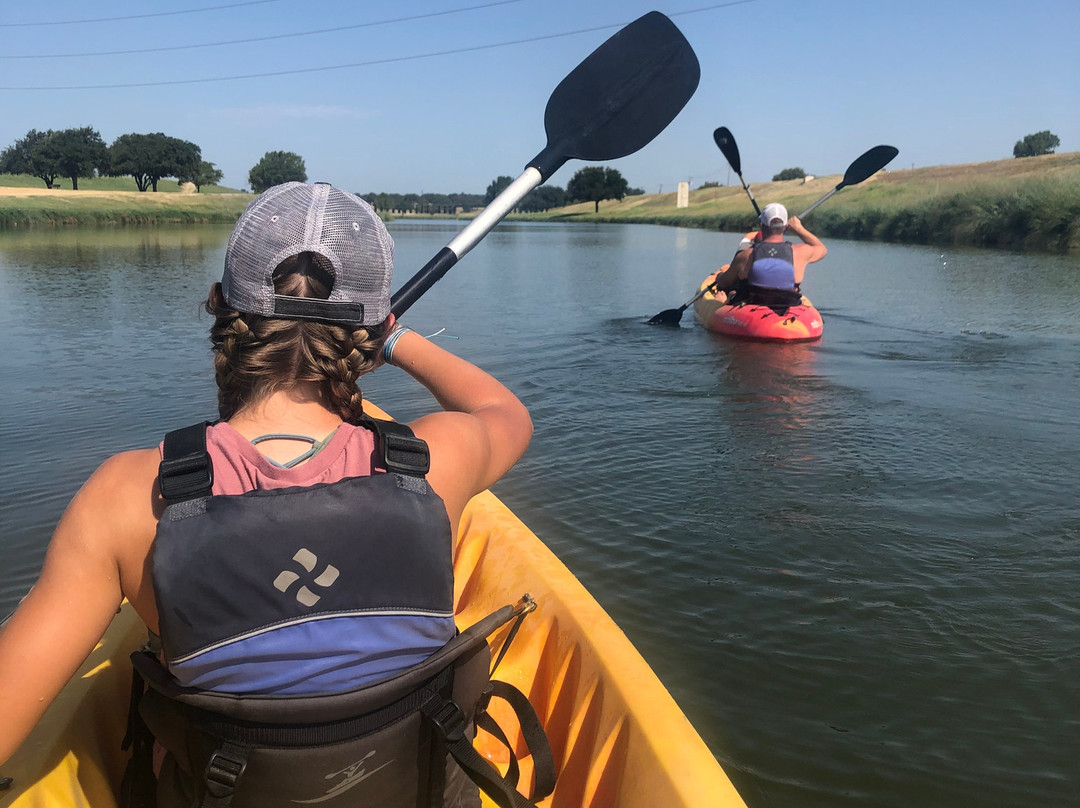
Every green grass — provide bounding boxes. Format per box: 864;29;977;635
0;190;252;228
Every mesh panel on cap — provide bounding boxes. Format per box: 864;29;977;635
320;187;393;322
222;182;393;326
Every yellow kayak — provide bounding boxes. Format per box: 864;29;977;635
0;407;747;808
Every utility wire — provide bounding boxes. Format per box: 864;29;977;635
0;0;525;59
0;0;284;27
0;1;753;90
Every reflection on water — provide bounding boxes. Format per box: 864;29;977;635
1;223;1079;808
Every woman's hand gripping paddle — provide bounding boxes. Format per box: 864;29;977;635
647;143;899;326
390;12;701;317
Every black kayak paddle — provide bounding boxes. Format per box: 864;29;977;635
391;12;701;317
647;143;899;326
795;144;898;218
713;126;760;217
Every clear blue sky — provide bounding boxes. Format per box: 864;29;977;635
2;0;1077;194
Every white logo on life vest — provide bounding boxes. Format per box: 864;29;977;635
273;548;339;607
292;750;395;804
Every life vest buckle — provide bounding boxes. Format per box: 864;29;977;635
383;431;431;476
204;748;248;799
427;699;468;743
159;422;216;502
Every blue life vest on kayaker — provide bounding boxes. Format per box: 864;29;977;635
153;417;456;696
747;240;796;290
120;416;555;808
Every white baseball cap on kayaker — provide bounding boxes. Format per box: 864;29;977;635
760;202;788;228
222;181;394;326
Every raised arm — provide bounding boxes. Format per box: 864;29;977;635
382;327;532;531
787;215;827;262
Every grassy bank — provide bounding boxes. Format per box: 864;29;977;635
0;176;251;228
4;154;1079;253
518;152;1080;254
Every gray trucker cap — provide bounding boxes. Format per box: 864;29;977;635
222;182;393;326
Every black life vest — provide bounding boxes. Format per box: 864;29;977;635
121;416;555;808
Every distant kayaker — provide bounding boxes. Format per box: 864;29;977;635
0;182;533;802
713;202;827;306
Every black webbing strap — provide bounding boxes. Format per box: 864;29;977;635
475;681;556;803
119;662;157;808
424;698;537;808
159;422;215;503
361;415;431;476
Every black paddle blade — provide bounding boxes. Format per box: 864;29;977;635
713;126;741;174
647;306;684;326
529;12;700;181
839;145;899;189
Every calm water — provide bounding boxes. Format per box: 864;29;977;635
1;222;1077;808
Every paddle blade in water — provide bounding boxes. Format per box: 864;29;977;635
713;126;742;174
647;307;684;326
529;11;700;180
839;145;899;188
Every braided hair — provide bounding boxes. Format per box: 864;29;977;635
205;252;389;424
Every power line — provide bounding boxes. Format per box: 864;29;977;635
0;0;285;27
0;0;526;59
0;1;753;91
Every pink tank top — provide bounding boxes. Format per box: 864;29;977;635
200;421;379;494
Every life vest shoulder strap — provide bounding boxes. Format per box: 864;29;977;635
158;414;432;505
159;421;216;503
358;413;431;477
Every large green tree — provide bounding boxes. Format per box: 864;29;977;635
249;151;307;193
0;129;60;188
1013;130;1060;158
772;167;806;181
566;166;629;213
38;126;108;190
106;133;202;191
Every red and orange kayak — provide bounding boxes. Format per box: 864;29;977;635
693;271;823;342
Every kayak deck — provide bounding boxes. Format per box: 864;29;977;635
0;407;746;808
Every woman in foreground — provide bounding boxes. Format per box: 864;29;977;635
0;182;532;796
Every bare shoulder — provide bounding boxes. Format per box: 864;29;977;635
57;447;162;552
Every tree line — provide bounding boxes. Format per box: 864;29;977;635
1;126;647;212
358;167;641;216
0;127;224;192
